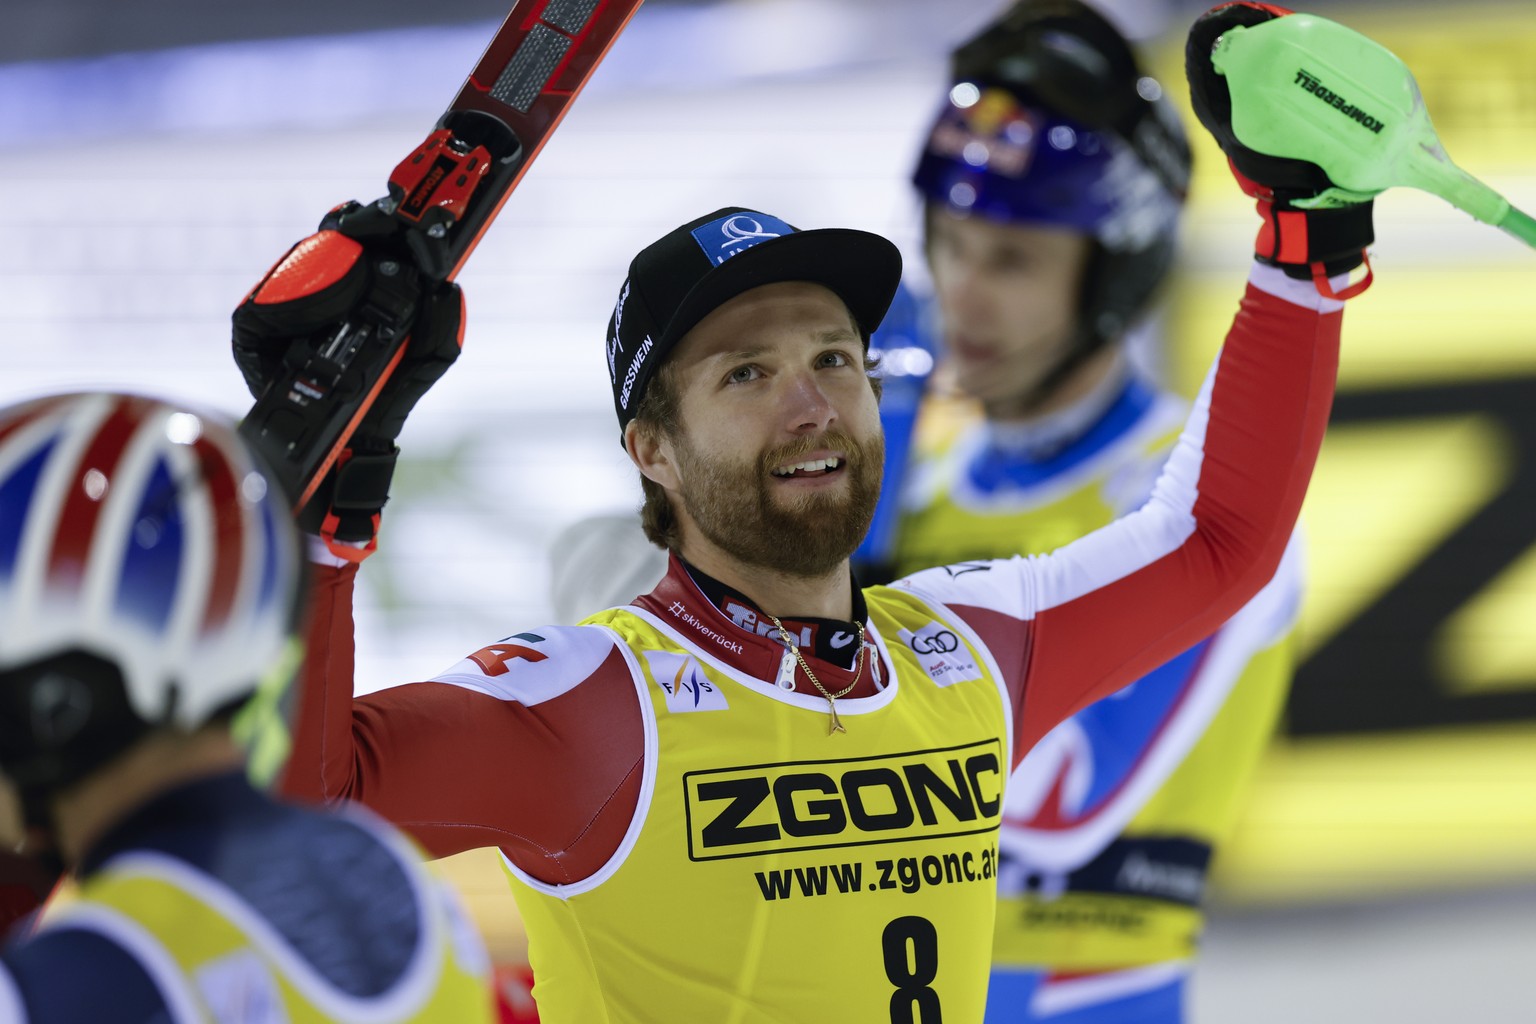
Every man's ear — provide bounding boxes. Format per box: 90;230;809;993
625;421;681;491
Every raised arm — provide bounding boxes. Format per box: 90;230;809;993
233;209;647;881
895;1;1375;760
896;265;1341;755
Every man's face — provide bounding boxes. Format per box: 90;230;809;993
649;281;885;578
926;207;1093;416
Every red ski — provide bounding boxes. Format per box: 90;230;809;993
241;0;643;507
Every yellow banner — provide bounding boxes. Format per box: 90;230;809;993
1153;3;1536;904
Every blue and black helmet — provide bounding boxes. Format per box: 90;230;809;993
914;0;1192;350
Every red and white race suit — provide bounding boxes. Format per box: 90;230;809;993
282;264;1343;890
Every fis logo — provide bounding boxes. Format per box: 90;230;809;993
645;650;729;713
684;739;1003;859
900;621;983;687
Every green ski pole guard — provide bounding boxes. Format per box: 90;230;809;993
1209;12;1536;250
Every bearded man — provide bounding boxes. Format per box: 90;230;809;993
252;148;1362;1023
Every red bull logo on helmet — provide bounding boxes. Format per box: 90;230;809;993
925;86;1044;181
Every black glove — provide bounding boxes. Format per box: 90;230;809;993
233;202;465;558
1186;2;1374;298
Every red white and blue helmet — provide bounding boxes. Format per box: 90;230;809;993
0;392;304;796
913;0;1191;348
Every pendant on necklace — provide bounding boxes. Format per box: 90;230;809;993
825;698;847;735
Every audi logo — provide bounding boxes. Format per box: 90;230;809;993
910;631;959;655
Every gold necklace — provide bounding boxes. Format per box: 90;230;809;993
767;614;865;735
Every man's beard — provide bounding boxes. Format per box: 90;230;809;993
674;428;884;579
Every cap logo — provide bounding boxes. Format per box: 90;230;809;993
619;334;654;410
613;280;630;343
607;279;630;380
690;212;796;266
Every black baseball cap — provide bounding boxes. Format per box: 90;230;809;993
605;207;903;436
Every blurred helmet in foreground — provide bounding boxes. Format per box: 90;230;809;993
0;392;305;800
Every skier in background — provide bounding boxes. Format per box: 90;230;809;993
877;2;1300;1020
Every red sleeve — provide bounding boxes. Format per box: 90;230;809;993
278;562;645;885
892;270;1341;763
